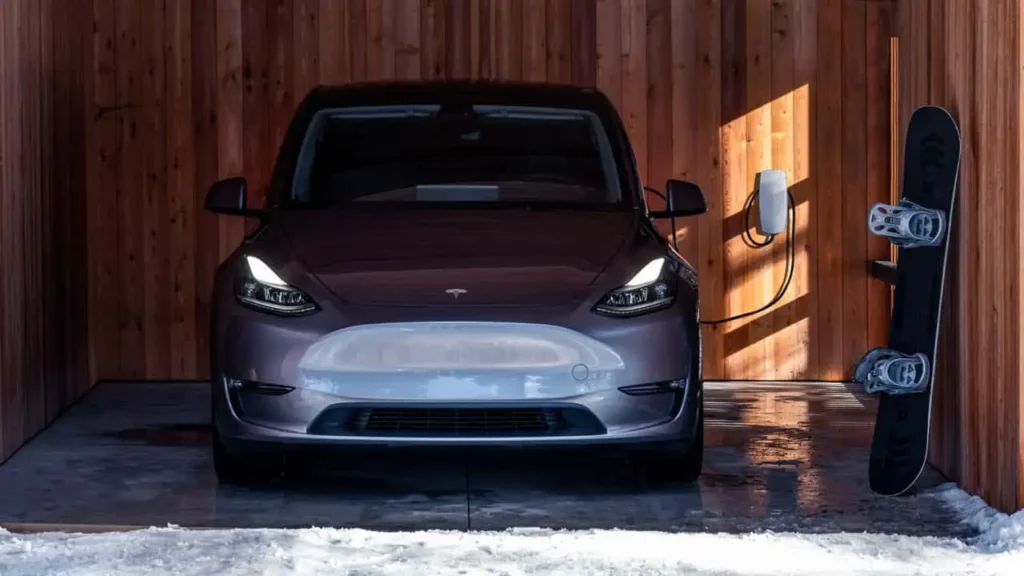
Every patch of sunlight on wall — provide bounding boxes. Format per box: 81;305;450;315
719;84;811;381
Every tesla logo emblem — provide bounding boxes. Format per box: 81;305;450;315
445;288;468;300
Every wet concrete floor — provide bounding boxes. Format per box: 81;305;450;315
0;382;972;536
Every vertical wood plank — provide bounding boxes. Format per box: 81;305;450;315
697;0;724;379
420;0;446;79
841;0;868;380
816;0;844;380
192;0;221;377
115;0;145;379
928;0;962;487
719;0;747;377
70;0;92;401
349;0;369;81
141;0;169;380
770;0;797;379
669;0;699;267
546;0;572;83
243;0;271;213
744;0;772;378
395;0;422;79
793;0;818;379
166;0;196;379
621;0;646;181
447;0;471;78
522;0;547;82
646;0;672;234
467;0;483;78
1;0;27;450
48;0;68;414
367;0;396;81
267;0;294;171
0;0;8;458
474;0;493;79
22;0;45;433
973;0;993;501
216;0;245;259
317;0;351;84
493;0;522;80
88;0;120;382
596;0;622;111
293;0;319;100
950;0;979;495
865;0;892;371
570;0;596;86
1017;0;1024;512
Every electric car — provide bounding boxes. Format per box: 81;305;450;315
205;81;708;485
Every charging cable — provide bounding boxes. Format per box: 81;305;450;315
646;186;797;326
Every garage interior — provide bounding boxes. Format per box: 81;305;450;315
0;0;1021;534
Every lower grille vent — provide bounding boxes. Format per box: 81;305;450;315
308;406;606;438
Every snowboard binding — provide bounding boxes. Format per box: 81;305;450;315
868;199;947;248
854;347;930;395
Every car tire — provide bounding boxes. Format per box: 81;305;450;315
212;421;282;486
638;399;704;485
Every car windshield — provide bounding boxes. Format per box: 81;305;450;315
288;104;626;209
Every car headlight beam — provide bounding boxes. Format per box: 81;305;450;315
593;257;676;317
624;257;665;287
236;255;318;315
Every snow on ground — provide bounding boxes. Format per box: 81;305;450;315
0;483;1021;576
929;482;1024;551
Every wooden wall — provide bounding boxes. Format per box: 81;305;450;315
0;1;92;461
80;0;895;383
896;0;1024;513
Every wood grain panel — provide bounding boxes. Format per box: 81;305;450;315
646;0;671;236
793;0;819;380
142;0;169;379
893;0;1024;513
317;0;351;84
522;0;547;82
192;0;221;381
0;0;91;460
166;0;197;379
840;0;867;384
769;0;796;380
695;0;725;379
395;0;421;79
669;0;698;268
70;1;895;386
115;0;145;379
719;0;747;378
744;0;772;377
865;0;893;382
546;0;571;83
570;0;596;86
815;0;844;381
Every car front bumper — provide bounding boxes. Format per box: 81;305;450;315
212;308;701;455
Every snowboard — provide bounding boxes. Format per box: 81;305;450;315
858;105;961;497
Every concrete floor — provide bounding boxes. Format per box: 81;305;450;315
0;381;972;536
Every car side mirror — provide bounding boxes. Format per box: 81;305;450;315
650;179;708;218
205;177;261;217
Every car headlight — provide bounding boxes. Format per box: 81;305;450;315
236;255;318;315
593;257;676;317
